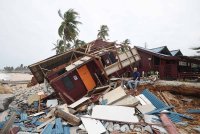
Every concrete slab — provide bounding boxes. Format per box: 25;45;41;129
136;104;156;114
112;95;139;106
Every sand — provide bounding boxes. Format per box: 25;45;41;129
0;73;32;81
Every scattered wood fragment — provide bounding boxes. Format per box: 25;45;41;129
54;108;81;126
0;112;16;134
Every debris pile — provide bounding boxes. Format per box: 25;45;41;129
0;79;199;134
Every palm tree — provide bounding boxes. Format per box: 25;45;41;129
192;47;200;53
73;39;86;48
97;25;109;40
122;39;131;46
121;39;131;52
52;39;65;54
58;9;81;50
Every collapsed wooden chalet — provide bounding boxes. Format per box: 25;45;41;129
29;39;140;104
135;46;200;80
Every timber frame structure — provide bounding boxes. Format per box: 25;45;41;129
29;39;140;104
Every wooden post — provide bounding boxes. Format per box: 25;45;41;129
0;112;16;134
72;50;100;59
55;108;81;126
94;59;109;80
38;95;41;112
112;46;123;69
94;73;103;86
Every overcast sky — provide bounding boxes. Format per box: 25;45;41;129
0;0;200;68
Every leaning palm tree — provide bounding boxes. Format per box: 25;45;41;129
97;25;109;40
58;9;81;51
52;39;65;54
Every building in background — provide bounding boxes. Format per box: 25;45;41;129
135;46;200;80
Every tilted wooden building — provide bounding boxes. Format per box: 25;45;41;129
29;39;140;104
135;46;200;80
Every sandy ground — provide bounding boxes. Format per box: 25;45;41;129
0;73;32;81
0;85;13;94
0;73;32;94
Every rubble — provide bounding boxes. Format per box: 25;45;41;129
0;75;199;134
0;94;14;112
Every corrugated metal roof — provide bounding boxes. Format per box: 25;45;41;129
149;46;166;53
170;49;183;56
142;89;182;123
170;50;179;56
135;46;172;57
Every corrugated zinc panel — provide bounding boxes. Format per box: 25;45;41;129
142;89;182;123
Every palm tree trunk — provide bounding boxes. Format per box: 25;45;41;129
63;36;67;52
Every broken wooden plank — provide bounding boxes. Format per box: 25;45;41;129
0;112;16;134
135;95;146;105
136;104;156;114
68;97;90;109
102;86;126;104
29;111;45;117
36;117;55;130
92;105;139;123
58;104;69;113
55;108;81;126
161;92;177;112
111;95;140;107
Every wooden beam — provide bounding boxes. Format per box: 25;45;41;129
0;112;16;134
94;59;109;80
55;108;81;126
112;46;123;68
73;50;100;59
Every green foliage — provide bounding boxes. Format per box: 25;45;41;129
58;9;81;42
97;25;109;40
3;66;14;72
73;39;86;48
121;39;131;52
54;9;82;54
122;39;131;46
52;39;65;54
